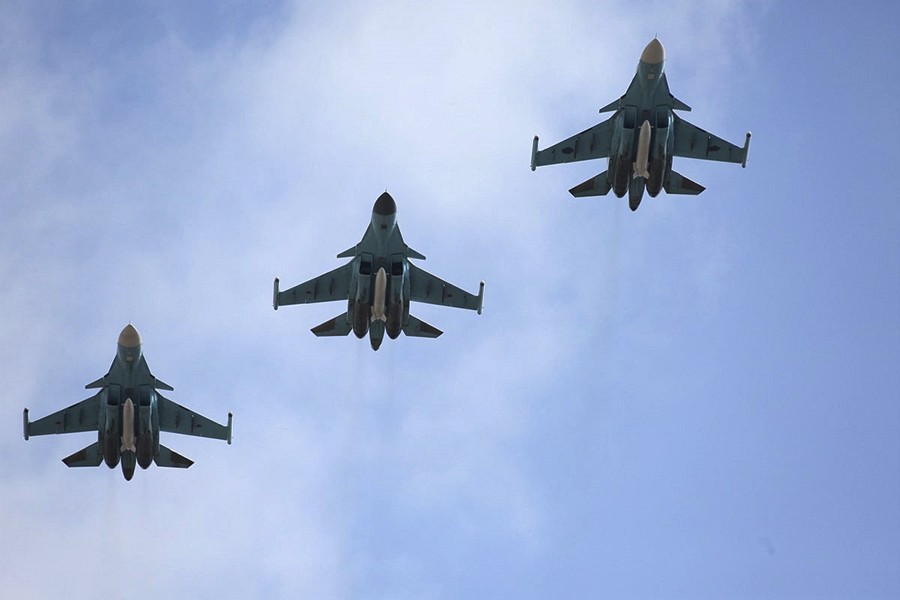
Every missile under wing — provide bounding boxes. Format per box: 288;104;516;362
531;38;751;211
23;325;233;480
273;192;484;351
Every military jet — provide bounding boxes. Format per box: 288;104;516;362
23;324;232;480
531;38;751;211
273;192;484;351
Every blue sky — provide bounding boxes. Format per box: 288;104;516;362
2;1;898;598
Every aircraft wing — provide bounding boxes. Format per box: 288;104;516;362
157;394;232;442
533;116;616;167
672;115;748;164
277;262;352;306
408;263;483;312
25;395;100;437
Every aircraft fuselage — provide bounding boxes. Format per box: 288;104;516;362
532;37;751;210
24;324;232;479
94;327;163;479
347;203;412;350
274;191;484;350
603;38;680;210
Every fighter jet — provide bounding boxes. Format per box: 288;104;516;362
531;38;751;211
273;192;484;351
23;324;233;480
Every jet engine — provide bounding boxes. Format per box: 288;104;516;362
646;109;673;197
385;258;405;339
612;106;638;197
647;158;665;197
136;387;154;469
612;156;631;197
103;432;120;468
353;255;373;338
137;435;153;469
102;387;121;468
352;301;370;338
386;302;402;339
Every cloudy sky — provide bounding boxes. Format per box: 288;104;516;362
2;1;898;598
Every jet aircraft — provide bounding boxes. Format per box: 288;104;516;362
273;192;484;351
23;324;233;480
531;38;751;210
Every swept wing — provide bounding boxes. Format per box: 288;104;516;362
157;394;232;442
276;263;352;306
673;115;748;164
408;263;482;312
25;395;100;437
532;116;615;168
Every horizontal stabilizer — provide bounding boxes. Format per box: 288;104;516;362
403;315;443;338
569;171;612;197
664;170;705;195
62;442;104;467
311;313;353;336
23;396;101;438
154;445;193;469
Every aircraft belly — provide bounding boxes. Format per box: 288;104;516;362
121;451;136;481
369;320;385;351
629;177;646;211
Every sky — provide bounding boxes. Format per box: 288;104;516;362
1;1;898;598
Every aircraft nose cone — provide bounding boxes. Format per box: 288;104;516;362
118;324;142;348
640;38;665;64
373;192;397;216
